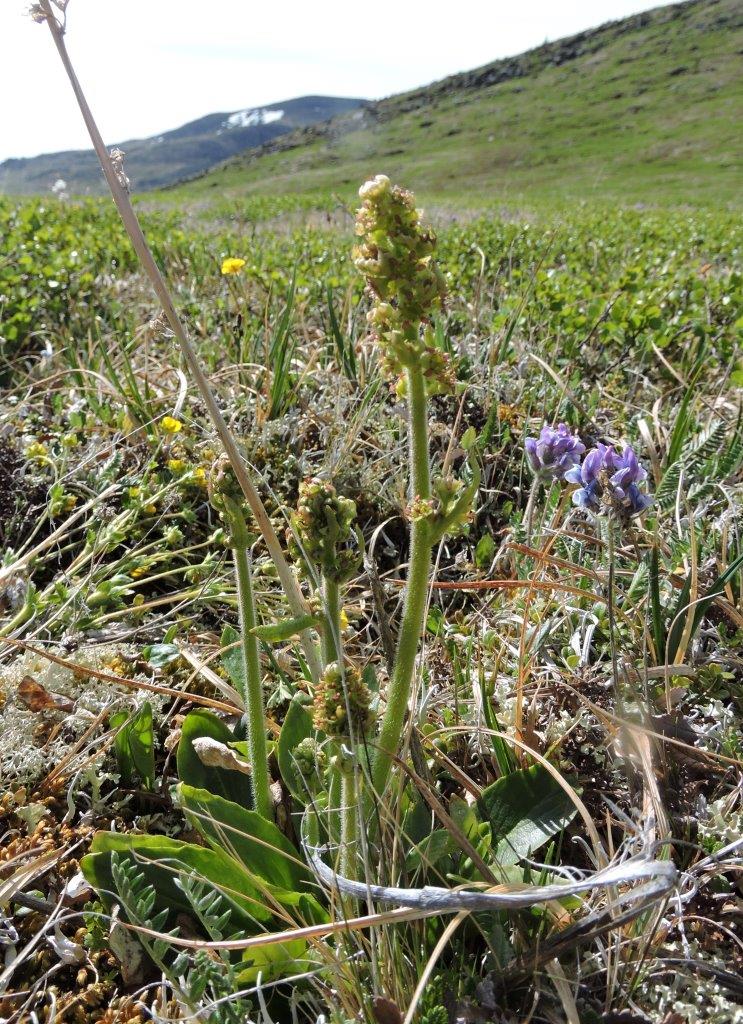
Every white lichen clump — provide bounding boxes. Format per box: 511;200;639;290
646;938;743;1023
0;645;163;790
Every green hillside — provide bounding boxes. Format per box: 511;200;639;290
169;0;742;208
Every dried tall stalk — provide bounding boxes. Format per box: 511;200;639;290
36;0;321;681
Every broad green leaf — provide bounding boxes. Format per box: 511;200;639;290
475;532;496;569
177;784;311;891
477;764;577;866
405;829;455;873
82;832;326;944
237;937;311;984
449;796;481;843
128;702;155;790
110;703;154;790
401;792;434;847
81;832;273;932
460;426;478;451
110;709;134;784
177;709;252;809
142;643;180;668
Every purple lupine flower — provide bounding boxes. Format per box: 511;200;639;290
524;423;585;481
566;443;652;517
609;445;653;514
565;444;607;511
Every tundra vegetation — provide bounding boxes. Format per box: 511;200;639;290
0;4;742;1024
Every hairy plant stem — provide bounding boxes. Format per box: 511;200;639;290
524;476;541;545
38;1;321;683
339;757;358;882
372;366;432;796
321;574;356;875
322;578;341;666
226;500;272;820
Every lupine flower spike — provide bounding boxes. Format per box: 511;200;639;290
523;422;585;541
566;443;652;518
525;423;585;481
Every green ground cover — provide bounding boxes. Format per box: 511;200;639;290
0;182;741;1022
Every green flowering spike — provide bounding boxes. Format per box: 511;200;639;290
289;477;362;583
292;737;328;794
354;175;453;393
207;458;264;548
312;661;373;738
293;737;327;776
207;456;242;508
406;456;480;544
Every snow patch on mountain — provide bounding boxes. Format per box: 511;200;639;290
224;108;284;130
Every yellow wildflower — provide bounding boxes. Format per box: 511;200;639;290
144;503;157;515
161;416;183;434
221;257;246;275
192;467;208;488
25;441;48;463
168;458;187;474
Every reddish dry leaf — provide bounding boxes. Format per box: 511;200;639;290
372;997;403;1024
17;675;75;713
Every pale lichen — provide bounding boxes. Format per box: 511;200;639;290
0;645;163;790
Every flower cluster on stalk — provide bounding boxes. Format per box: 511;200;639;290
525;423;585;481
312;661;373;738
566;442;652;517
353;174;453;395
525;424;652;518
289;478;362;583
407;470;479;541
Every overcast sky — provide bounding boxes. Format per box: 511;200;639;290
2;0;676;162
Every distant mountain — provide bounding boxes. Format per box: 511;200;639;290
174;0;743;208
0;96;366;196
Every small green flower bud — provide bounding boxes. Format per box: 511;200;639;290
208;457;242;510
313;661;373;738
289;477;362;583
292;737;327;790
163;525;185;548
358;173;391;202
208;458;255;546
406;466;479;542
